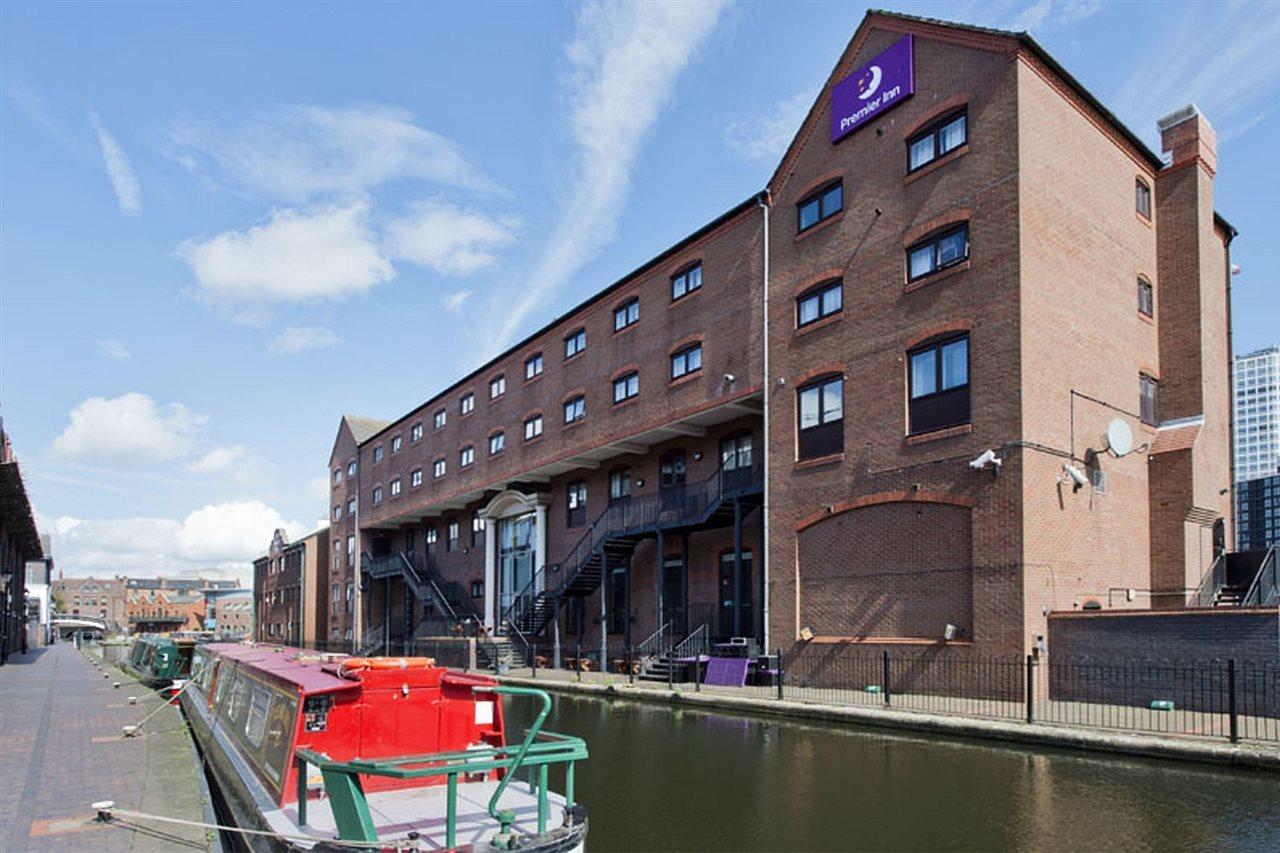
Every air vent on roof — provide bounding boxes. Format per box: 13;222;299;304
1156;104;1199;132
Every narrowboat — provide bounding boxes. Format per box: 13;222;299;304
182;643;588;851
125;634;198;687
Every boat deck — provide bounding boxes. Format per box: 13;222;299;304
264;779;571;850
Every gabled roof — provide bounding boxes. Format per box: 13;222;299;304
769;9;1163;196
343;415;390;444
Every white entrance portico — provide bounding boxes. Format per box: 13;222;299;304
478;490;549;633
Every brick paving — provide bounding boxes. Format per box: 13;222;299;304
0;642;212;852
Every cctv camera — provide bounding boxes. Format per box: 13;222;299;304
969;449;1001;470
723;373;736;384
1064;464;1089;491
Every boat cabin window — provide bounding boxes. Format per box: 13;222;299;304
245;685;272;747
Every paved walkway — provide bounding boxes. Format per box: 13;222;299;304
0;642;213;851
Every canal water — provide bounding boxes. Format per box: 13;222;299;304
509;693;1280;851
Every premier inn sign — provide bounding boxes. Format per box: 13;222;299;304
830;34;915;143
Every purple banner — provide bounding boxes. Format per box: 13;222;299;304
830;34;915;143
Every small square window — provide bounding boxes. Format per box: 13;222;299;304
564;395;586;424
434;409;447;430
460;393;474;415
434;459;447;478
907;110;967;172
907;224;969;282
411;469;423;487
489;432;505;455
525;353;543;380
614;297;640;331
460;446;474;467
797;181;842;232
390;478;402;497
489;375;506;399
796;279;843;327
671;263;702;301
372;486;383;506
671;343;703;379
373;445;384;463
613;372;639;403
565;329;586;359
411;422;423;442
391;435;402;454
524;415;544;441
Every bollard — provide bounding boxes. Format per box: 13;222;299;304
128;696;138;705
776;648;784;700
1025;655;1035;724
883;650;891;706
1228;659;1239;744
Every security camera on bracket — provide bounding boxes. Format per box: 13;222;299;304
968;448;1002;478
1061;464;1089;493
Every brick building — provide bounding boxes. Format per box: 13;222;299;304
52;575;242;635
1;419;43;662
328;12;1236;662
252;527;329;647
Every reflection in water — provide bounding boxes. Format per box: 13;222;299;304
508;694;1280;852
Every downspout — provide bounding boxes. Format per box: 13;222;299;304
353;446;362;653
757;192;771;651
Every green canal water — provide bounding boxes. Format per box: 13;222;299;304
509;693;1280;852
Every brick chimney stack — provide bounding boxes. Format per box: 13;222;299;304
1157;104;1217;175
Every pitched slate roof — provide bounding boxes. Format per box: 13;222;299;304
343;415;391;444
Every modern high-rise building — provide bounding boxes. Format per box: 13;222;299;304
1233;346;1280;550
328;11;1238;661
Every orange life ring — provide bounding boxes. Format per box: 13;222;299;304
338;656;438;677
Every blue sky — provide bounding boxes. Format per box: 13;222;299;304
3;1;1277;580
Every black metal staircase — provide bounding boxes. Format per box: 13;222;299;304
504;460;762;638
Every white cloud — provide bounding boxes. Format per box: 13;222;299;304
267;325;343;355
187;445;253;476
305;476;330;504
89;113;142;215
725;90;811;163
178;202;394;309
51;392;205;464
40;500;304;581
384;201;516;275
165;104;494;202
1006;0;1102;33
97;339;131;360
484;0;728;352
1112;4;1280;144
442;290;473;314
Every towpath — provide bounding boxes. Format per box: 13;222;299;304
0;642;214;851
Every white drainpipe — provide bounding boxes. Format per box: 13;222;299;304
758;194;771;652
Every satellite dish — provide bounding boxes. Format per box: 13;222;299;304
1105;418;1133;457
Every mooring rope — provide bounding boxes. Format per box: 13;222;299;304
92;803;431;850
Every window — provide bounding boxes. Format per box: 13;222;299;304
391;435;402;454
434;409;447;429
670;343;702;380
347;461;356;477
1140;374;1159;425
671;263;702;301
565;328;586;359
447;520;459;552
614;297;640;331
470;580;483;598
333;468;343;485
797;375;844;459
373;445;384;463
390;477;401;497
434;458;446;478
1136;178;1152;219
460;393;474;415
347;498;355;516
489;375;505;399
460;446;474;468
489;432;505;455
425;527;438;546
796;279;843;327
472;515;485;547
525;353;543;380
567;481;587;527
372;486;383;506
333;504;341;521
908;334;970;434
609;469;631;505
524;415;544;441
564;395;586;424
907;110;967;172
614;371;639;403
1138;277;1154;317
797;180;842;232
908;224;969;282
411;468;423;487
411;422;423;442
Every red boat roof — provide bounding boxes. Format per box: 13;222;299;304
204;643;359;696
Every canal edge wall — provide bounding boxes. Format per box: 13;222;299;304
495;675;1279;772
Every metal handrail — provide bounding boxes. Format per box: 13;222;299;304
504;619;534;667
1191;553;1228;607
634;621;673;660
501;459;763;631
1240;545;1277;606
671;623;709;660
293;686;586;846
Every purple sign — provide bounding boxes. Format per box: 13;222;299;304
830;34;915;143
